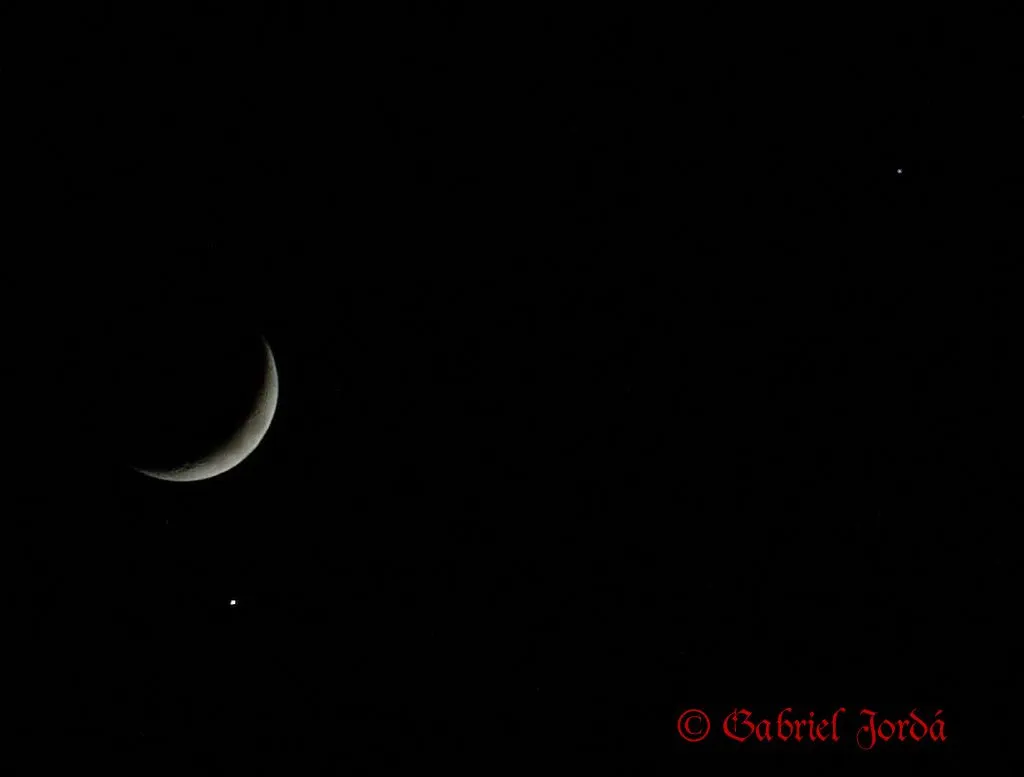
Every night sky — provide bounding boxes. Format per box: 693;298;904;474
6;6;1022;773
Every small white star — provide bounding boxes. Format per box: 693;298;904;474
229;599;237;606
896;168;903;174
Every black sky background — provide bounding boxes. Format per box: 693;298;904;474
5;5;1023;773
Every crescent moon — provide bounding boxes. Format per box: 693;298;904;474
135;337;279;482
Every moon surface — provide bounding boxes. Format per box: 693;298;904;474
134;336;279;482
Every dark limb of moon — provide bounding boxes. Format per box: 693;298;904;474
131;336;279;482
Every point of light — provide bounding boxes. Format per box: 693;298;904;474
229;599;237;606
896;168;903;174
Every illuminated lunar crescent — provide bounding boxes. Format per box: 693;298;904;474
135;337;278;482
